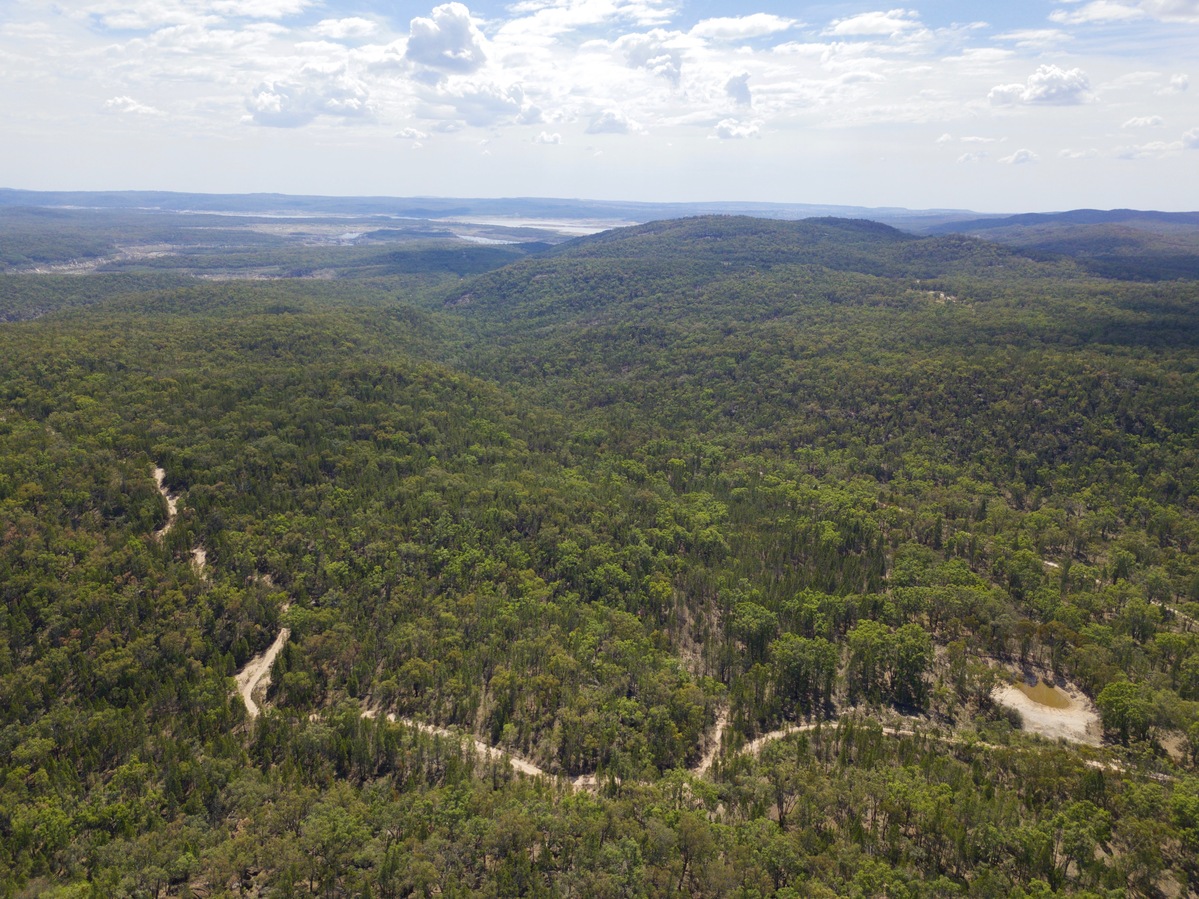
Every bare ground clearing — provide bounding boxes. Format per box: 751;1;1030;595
992;678;1101;746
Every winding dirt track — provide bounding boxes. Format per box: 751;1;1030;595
232;629;1171;788
235;626;291;719
153;467;179;539
362;709;557;779
693;708;730;777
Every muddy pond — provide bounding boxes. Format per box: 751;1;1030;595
1014;679;1072;709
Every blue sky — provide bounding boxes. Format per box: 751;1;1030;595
2;0;1197;211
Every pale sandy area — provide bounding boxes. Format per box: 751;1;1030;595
235;624;291;719
693;708;730;776
153;466;178;539
992;681;1101;746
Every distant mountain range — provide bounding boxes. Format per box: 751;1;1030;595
4;188;1198;281
0;187;980;229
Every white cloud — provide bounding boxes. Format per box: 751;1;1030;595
420;80;528;127
1117;139;1184;158
1122;115;1164;127
104;95;162;115
499;0;677;41
826;9;922;36
940;47;1014;72
245;67;372;127
712;118;760;139
1059;147;1100;158
1050;0;1199;24
535;130;561;143
994;28;1069;49
690;14;797;41
210;0;312;18
86;0;312;28
616;31;683;83
726;73;751;107
1183;127;1199;149
312;17;376;40
1000;148;1039;164
1050;1;1146;25
957;152;987;163
586;108;642;134
1138;0;1199;23
989;64;1091;105
406;3;488;75
940;134;1001;146
81;2;219;30
396;127;429;140
1159;73;1190;93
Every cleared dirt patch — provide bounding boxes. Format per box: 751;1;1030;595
993;676;1101;746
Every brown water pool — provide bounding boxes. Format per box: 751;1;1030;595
1014;679;1072;709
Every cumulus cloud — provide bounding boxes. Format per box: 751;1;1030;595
1159;73;1190;93
1122;115;1164;127
726;73;751;106
712;118;760;139
956;152;987;163
989;64;1091;105
406;3;487;75
396;127;428;140
1059;147;1100;158
586;108;642;134
104;95;162;115
245;67;372;127
422;80;528;127
826;9;922;36
690;14;797;41
1184;127;1199;149
616;31;683;83
534;130;561;143
312;17;376;40
999;148;1039;164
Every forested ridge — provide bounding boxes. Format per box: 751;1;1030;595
2;214;1199;897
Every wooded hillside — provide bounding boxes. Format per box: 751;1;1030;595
2;213;1198;897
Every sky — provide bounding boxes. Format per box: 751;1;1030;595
1;0;1197;212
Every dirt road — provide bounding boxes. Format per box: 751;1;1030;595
235;626;291;719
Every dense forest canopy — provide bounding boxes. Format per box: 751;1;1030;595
2;209;1199;897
